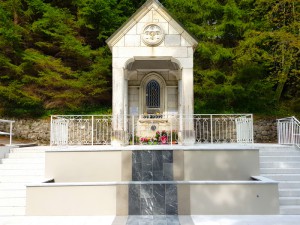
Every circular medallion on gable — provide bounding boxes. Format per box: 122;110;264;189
142;24;164;46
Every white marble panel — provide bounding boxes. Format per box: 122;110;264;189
140;10;153;23
112;47;119;58
137;23;147;34
187;47;194;58
127;25;137;35
115;37;125;47
113;57;130;68
169;24;179;35
181;36;191;47
125;35;141;47
153;10;168;23
117;47;188;58
165;35;181;46
177;58;193;69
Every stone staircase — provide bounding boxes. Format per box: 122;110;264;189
259;145;300;215
0;147;45;216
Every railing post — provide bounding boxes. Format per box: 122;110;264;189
210;115;213;143
291;119;294;145
91;115;94;146
171;116;173;146
251;114;254;144
50;116;53;146
9;121;13;146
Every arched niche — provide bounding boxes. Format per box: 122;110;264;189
140;72;167;114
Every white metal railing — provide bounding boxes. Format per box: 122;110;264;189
278;116;300;148
0;119;15;146
50;114;253;146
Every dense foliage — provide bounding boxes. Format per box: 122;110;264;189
0;0;299;117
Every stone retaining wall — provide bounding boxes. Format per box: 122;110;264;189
0;119;50;145
0;118;278;145
253;119;277;143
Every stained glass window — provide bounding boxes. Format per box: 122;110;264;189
146;80;160;108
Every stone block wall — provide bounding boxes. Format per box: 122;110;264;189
0;118;50;145
253;119;277;143
0;118;277;145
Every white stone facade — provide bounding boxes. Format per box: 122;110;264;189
106;0;198;144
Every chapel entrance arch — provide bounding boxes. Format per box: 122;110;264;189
125;57;182;117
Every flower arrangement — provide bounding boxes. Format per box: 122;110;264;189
139;130;177;145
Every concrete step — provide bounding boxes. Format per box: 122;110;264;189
0;183;26;190
0;164;44;170
260;162;300;169
280;205;300;215
0;198;26;207
7;152;45;158
259;156;300;162
0;175;44;183
280;197;300;205
260;168;300;174
279;181;300;189
0;190;26;198
261;174;300;181
10;148;46;153
0;206;25;216
260;151;300;156
1;158;45;164
0;170;44;176
279;189;300;197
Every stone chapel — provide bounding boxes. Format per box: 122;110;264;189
106;0;198;144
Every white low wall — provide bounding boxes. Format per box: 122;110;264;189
45;151;125;182
189;181;279;215
26;178;279;216
26;184;117;216
183;149;260;180
45;148;259;182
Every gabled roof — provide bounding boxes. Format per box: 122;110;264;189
106;0;198;50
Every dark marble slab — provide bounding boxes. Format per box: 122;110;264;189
126;216;181;225
130;150;178;216
129;184;141;215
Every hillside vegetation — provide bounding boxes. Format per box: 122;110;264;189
0;0;299;117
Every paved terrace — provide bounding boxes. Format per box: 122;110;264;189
1;136;300;224
0;215;300;225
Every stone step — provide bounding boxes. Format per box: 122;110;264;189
260;151;300;156
0;198;26;207
0;169;44;176
0;183;26;190
7;152;45;158
10;148;46;153
259;146;297;151
260;162;300;169
0;190;26;198
0;164;44;170
279;181;300;189
260;168;300;174
1;158;45;164
280;197;300;205
279;189;300;197
280;206;300;215
0;206;25;216
259;156;300;162
0;175;44;183
261;174;300;181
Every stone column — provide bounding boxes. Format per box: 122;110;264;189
124;71;129;142
112;67;125;146
181;68;195;145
